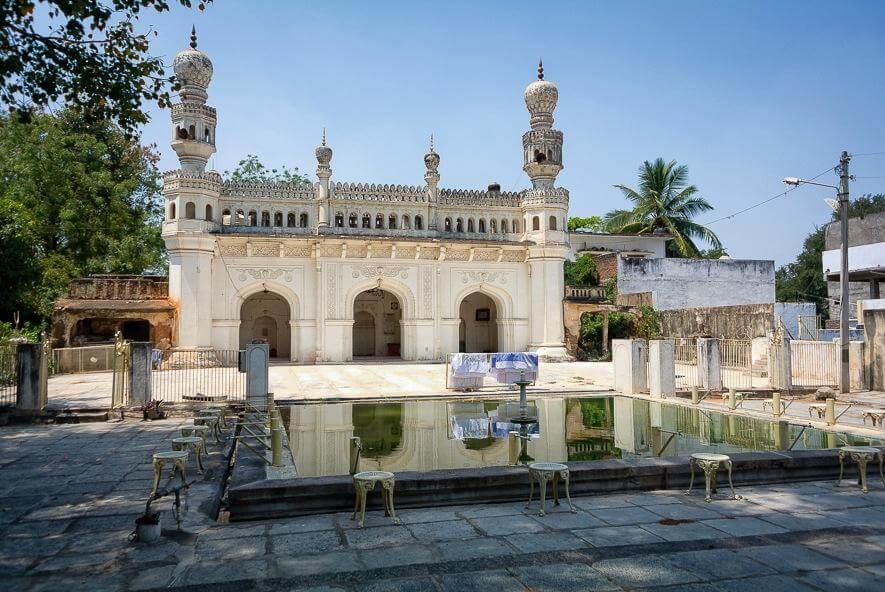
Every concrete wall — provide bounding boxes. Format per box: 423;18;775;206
864;308;885;390
617;258;775;311
567;232;667;261
658;303;774;339
774;302;817;339
824;212;884;321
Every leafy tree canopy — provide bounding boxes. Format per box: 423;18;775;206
775;193;885;317
568;215;604;232
564;253;598;287
1;0;210;135
0;109;165;323
604;158;722;257
224;155;311;185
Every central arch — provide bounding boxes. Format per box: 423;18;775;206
459;292;498;353
239;291;291;359
353;288;402;358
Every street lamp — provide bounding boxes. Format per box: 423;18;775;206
783;150;851;394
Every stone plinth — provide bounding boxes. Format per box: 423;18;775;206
697;338;722;391
648;339;675;397
128;342;153;406
768;335;792;391
612;339;647;394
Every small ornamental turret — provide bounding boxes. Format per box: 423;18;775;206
522;59;563;189
316;129;333;228
424;134;440;230
170;27;217;172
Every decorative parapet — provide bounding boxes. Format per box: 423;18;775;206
67;275;169;300
171;103;217;122
519;187;569;207
163;169;223;193
222;180;317;200
331;182;427;203
438;188;521;207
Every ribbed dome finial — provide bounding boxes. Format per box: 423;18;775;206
190;25;197;49
537;58;544;80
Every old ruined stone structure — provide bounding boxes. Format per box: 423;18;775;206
161;31;569;361
51;275;175;347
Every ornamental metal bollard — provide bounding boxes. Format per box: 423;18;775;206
825;397;836;426
271;426;282;467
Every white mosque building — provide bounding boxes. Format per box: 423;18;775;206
162;29;570;362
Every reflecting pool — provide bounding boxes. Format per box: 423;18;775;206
281;396;882;477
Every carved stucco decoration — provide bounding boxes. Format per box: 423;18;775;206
423;267;433;317
219;244;247;257
369;245;392;259
235;268;294;283
419;247;440;260
502;250;526;262
473;249;499;261
351;265;409;280
346;245;368;258
250;242;279;257
446;250;469;261
460;271;510;285
327;271;337;316
283;244;312;258
396;246;417;259
321;245;342;258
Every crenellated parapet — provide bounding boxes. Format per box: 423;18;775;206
163;169;223;194
222;180;316;201
519;187;569;208
438;188;521;208
331;182;427;203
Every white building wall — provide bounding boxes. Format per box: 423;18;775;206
617;258;775;311
566;232;668;261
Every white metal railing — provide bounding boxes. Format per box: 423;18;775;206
790;340;838;387
0;344;15;407
151;348;245;402
53;345;116;374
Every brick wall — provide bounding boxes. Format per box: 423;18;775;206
591;253;619;283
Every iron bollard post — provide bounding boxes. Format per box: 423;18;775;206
691;386;699;405
825;397;836;426
271;427;282;467
772;391;781;418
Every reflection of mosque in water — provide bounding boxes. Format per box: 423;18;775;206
286;396;847;477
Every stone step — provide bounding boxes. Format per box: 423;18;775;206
51;409;109;423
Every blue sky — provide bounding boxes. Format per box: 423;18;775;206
138;0;885;265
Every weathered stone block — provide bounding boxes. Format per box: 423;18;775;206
612;338;647;394
648;339;675;397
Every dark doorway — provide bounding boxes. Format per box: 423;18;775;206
121;320;151;342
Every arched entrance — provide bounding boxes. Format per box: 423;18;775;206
353;289;402;358
459;292;498;353
239;291;291;359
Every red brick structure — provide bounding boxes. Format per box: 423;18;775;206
591;252;619;283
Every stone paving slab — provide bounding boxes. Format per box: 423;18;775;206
3;420;885;592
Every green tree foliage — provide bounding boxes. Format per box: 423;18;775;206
1;1;211;135
224;154;311;185
775;193;885;317
567;215;604;232
605;158;722;257
578;311;635;360
635;305;662;340
564;253;598;286
0;109;165;322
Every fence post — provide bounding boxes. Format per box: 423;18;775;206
612;339;648;395
128;342;153;407
15;343;42;414
38;333;49;410
691;385;699;404
648;339;675;398
772;391;781;418
768;331;792;392
697;338;722;392
825;397;836;426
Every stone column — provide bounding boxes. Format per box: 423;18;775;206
697;337;722;391
648;339;675;397
526;246;569;360
128;342;153;406
244;342;269;401
15;343;42;413
849;341;865;391
166;235;215;348
768;333;792;391
612;338;648;394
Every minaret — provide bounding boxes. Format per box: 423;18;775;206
424;134;440;230
316;128;333;229
522;59;563;189
170;26;216;171
162;27;220;352
520;61;570;361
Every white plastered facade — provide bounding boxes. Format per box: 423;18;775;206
161;36;569;362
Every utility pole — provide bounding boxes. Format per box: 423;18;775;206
837;150;851;394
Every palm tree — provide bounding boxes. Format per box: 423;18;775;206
604;158;722;257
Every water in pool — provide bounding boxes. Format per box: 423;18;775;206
281;396;882;477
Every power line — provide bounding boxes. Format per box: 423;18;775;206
704;164;836;226
849;151;885;157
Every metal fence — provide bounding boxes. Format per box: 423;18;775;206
790;340;838;387
53;345;116;374
151;348;245;402
0;344;16;407
719;339;766;389
671;338;698;390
